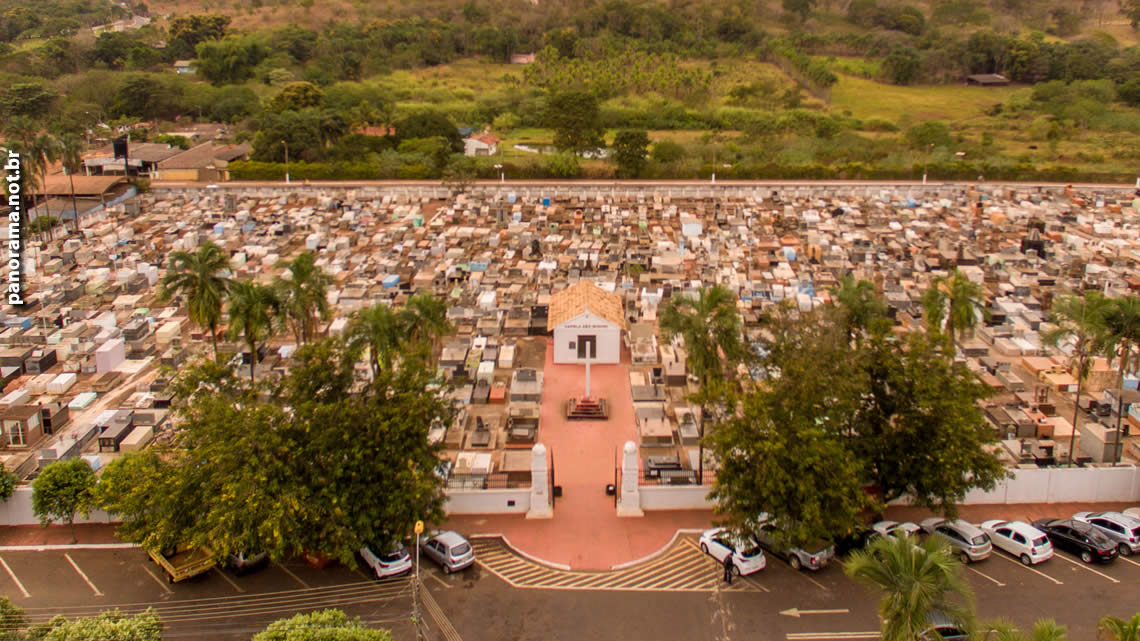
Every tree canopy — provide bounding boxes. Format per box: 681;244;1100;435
31;459;95;543
252;609;393;641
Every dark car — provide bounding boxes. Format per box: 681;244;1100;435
226;551;269;575
833;526;873;557
1031;518;1118;564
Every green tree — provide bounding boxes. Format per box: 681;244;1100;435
0;467;16;502
844;534;974;641
227;281;280;382
253;609;393;641
987;619;1069;641
93;451;186;554
0;81;57;117
398;137;452;174
0;596;24;641
159;242;232;362
922;270;986;339
168;14;230;49
394;111;462;153
832;275;888;341
195;36;265;86
1119;78;1140;108
269;81;325;112
1043;292;1112;465
1098;613;1140;641
783;0;818;21
906;121;953;150
660;285;751;483
651;140;686;164
884;47;922;85
403;292;453;362
347;302;404;378
545;90;605;154
274;251;332;344
1102;297;1140;464
28;608;162;641
57;133;85;233
612;129;650;178
32;459;96;544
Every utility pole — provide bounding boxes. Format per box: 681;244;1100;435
413;519;424;641
281;140;290;185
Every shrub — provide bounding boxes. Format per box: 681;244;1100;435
651;140;686;164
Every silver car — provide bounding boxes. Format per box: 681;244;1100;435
1073;511;1140;556
420;531;476;574
753;513;835;571
920;518;992;563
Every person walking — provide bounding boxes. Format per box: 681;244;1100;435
722;553;734;585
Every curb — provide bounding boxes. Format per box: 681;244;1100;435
610;528;705;571
0;543;140;551
469;533;572;571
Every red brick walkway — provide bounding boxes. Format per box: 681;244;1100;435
0;523;122;546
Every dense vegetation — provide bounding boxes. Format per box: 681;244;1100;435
5;0;1140;181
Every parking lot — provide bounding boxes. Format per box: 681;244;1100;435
0;548;418;640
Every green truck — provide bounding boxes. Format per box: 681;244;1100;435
148;543;217;583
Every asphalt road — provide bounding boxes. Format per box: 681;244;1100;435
1;534;1137;641
151;178;1140;190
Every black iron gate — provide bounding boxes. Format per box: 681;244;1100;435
550;447;558;507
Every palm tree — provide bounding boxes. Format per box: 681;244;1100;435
159;242;232;362
1102;296;1140;464
274;251;332;344
659;284;750;483
57;133;85;233
227;281;279;382
1042;291;1112;465
1098;613;1140;641
844;534;974;641
348;302;404;379
402;292;453;361
923;269;987;340
987;619;1068;641
28;132;60;243
832;274;888;341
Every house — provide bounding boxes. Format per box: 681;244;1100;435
153;142;252;182
464;133;501;157
510;53;536;64
84;142;183;177
547;281;626;364
1;405;44;448
173;60;195;74
966;74;1010;87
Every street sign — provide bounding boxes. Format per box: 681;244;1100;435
414;520;424;534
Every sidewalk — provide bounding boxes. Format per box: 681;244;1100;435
884;501;1137;525
0;523;122;547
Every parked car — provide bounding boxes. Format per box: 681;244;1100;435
1031;518;1118;564
698;527;766;577
926;610;970;641
979;520;1053;565
753;513;835;571
420;531;476;574
360;543;413;579
920;518;992;563
833;526;874;557
1124;507;1140;520
1072;511;1140;557
226;551;269;575
871;520;923;541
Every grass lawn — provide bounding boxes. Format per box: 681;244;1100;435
830;74;1018;123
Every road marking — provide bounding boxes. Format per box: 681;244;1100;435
0;556;29;597
1053;553;1120;583
781;608;851;618
740;575;771;593
274;562;310;589
421;584;463;641
213;568;245;593
141;565;174;594
425;571;452;589
1119;556;1140;568
64;553;103;596
786;633;879;640
993;553;1063;585
964;564;1005;587
352;567;370;582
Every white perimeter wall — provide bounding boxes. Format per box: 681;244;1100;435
444;488;531;514
640;485;714;511
0;487;117;527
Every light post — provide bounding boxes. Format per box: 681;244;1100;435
494;163;504;183
413;519;423;641
281;140;290;185
923;143;933;185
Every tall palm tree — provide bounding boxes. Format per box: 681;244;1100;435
27;132;60;243
659;284;750;483
1102;296;1140;464
1042;291;1112;465
923;269;987;340
402;292;453;361
987;619;1068;641
348;302;404;379
274;251;332;344
227;281;280;382
159;242;232;362
844;534;974;641
57;133;85;233
832;274;888;341
1098;613;1140;641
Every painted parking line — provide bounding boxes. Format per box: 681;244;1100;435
992;553;1063;585
1053;552;1120;584
64;553;103;596
425;571;452;589
787;632;880;640
1119;556;1140;568
0;556;29;598
213;568;245;593
964;564;1005;587
274;562;310;589
141;564;174;594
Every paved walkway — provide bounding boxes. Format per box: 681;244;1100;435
0;523;121;546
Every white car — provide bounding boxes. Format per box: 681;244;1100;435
871;520;923;540
698;528;766;577
1124;507;1140;521
360;543;413;579
980;520;1054;565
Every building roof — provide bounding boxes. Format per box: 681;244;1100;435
36;175;126;196
967;73;1010;85
173;60;195;67
547;281;626;331
468;134;501;146
157;142;251;170
86;142;183;164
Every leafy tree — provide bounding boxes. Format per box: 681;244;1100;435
195;36;266;86
0;597;24;641
397;137;452;174
252;109;323;162
253;609;393;641
0;467;16;502
1043;292;1112;465
269;81;325;112
612;129;650;178
32;459;96;543
651;140;685;164
57;133;84;232
782;0;818;22
0;81;57;118
393;111;462;153
1102;297;1140;464
544;151;582;177
845;534;974;641
988;619;1069;641
227;281;280;382
545;90;605;154
348;303;404;378
884;47;922;85
1098;613;1140;641
168;14;230;49
27;608;162;641
93;451;185;554
110;74;186;120
403;292;453;361
1119;78;1140;108
831;275;888;341
924;269;987;340
274;251;332;344
159;242;232;362
906;121;953;150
